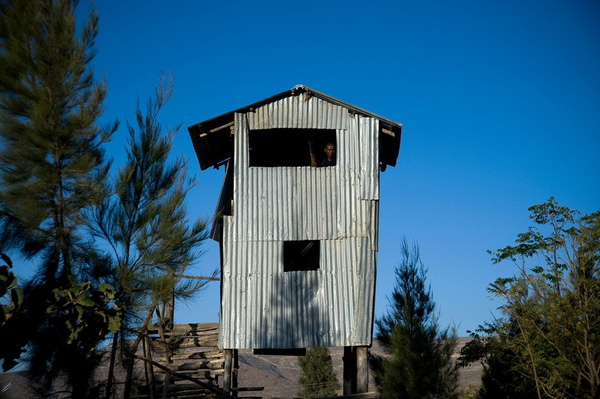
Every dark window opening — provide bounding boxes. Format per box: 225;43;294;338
249;128;336;167
283;240;320;271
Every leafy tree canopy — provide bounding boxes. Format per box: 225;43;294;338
460;198;600;399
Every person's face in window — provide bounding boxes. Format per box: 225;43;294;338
324;143;335;160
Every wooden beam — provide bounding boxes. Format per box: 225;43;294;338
223;349;233;393
176;274;220;281
381;127;396;137
134;355;237;399
232;349;239;397
356;346;368;393
343;346;356;395
253;348;306;356
209;121;235;133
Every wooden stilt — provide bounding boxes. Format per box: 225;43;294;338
232;349;239;397
343;346;356;395
223;349;233;393
356;346;368;393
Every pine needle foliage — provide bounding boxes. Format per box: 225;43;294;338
0;0;119;396
92;72;211;399
298;347;341;398
371;238;459;399
0;0;115;276
94;73;209;327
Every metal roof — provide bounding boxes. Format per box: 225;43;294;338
188;85;402;170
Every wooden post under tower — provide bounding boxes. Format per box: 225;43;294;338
343;346;369;394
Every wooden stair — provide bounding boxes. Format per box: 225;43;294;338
138;323;225;399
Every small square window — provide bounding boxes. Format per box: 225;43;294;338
283;240;320;271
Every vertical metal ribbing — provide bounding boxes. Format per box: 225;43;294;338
359;116;380;200
247;96;347;130
220;104;380;349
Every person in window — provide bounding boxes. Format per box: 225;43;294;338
321;142;336;167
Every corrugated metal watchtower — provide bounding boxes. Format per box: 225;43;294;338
188;85;401;394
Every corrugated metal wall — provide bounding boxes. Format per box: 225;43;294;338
247;94;348;130
219;96;381;349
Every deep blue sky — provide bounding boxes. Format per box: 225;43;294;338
56;0;600;336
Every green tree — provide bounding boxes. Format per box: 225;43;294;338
371;238;459;399
0;252;23;371
298;347;341;398
460;198;600;399
459;321;538;399
92;73;210;399
0;0;120;396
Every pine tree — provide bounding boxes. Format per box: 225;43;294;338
298;347;341;398
0;0;119;396
92;73;211;399
0;252;23;371
371;238;459;399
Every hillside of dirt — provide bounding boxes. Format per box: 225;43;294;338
235;338;482;397
0;338;482;398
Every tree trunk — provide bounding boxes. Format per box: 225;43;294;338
105;332;119;399
123;309;154;399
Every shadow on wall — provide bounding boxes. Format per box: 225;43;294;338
256;269;331;350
